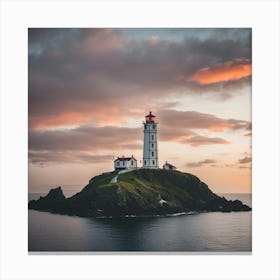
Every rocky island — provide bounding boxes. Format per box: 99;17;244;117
28;169;251;217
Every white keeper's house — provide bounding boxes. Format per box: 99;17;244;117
114;155;137;170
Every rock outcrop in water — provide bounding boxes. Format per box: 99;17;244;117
28;169;251;217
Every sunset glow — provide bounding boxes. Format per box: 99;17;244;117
188;58;252;85
28;28;252;194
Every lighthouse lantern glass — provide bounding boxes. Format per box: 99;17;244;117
145;114;156;123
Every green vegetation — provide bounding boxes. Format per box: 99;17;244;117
28;168;251;217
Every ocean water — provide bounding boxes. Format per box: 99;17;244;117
28;193;251;252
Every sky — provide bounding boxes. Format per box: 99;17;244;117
28;28;252;194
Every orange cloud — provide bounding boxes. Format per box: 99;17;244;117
28;106;139;130
29;112;88;129
244;132;252;137
188;58;252;85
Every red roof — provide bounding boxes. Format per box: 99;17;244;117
114;156;137;162
145;111;156;118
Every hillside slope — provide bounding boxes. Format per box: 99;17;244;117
28;169;251;217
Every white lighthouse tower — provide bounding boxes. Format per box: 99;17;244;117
142;111;158;169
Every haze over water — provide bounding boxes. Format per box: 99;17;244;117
28;193;251;252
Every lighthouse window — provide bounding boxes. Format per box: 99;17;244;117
117;162;120;166
151;143;154;148
151;134;154;140
152;125;156;129
144;124;147;129
144;160;146;165
152;152;154;157
153;160;155;165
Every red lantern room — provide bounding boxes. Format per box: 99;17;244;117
145;111;156;123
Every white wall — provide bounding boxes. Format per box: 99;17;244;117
142;122;158;168
114;158;137;169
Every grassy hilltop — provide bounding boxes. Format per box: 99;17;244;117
29;169;251;217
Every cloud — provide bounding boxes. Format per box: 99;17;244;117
238;165;251;169
186;159;217;168
157;110;238;147
29;125;142;164
28;106;250;165
158;127;195;141
28;111;235;165
244;132;252;137
29;151;114;164
183;135;230;147
238;156;252;164
74;28;124;56
28;28;251;130
158;110;251;132
187;58;251;85
187;156;252;169
28;29;251;165
28;105;132;129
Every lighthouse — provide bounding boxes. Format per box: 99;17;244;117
142;111;158;169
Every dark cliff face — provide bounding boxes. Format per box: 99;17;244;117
45;186;66;201
28;186;66;213
28;169;251;217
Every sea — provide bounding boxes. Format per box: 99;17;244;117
28;192;251;252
